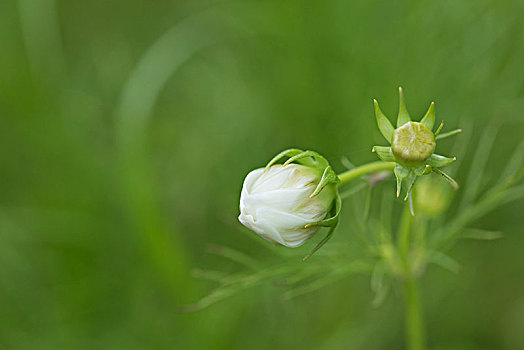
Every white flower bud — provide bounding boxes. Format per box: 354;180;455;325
238;164;336;248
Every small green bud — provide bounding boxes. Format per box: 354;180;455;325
372;87;461;204
391;122;436;164
415;175;451;217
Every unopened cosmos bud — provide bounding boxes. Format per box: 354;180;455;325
238;148;341;258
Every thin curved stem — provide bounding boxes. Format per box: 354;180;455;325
337;161;396;185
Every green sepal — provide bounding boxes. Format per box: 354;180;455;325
303;194;341;260
302;226;335;261
394;165;410;197
268;148;339;198
397;87;411;127
436;128;462;141
374;99;394;143
427;154;456;168
414;164;431;176
404;171;417;201
266;149;333;171
265;148;305;170
420;102;435;130
372;146;395;162
283;150;328;169
304;193;341;229
433;168;459;190
311;166;340;198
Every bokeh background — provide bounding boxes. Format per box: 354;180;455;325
1;0;524;349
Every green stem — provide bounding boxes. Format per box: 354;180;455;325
337;160;425;349
404;278;425;350
337;161;396;185
397;202;413;261
398;203;425;350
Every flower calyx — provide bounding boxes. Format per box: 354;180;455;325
371;87;461;208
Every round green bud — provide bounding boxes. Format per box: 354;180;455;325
391;121;435;164
415;175;451;217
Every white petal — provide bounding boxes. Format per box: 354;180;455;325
238;212;285;246
242;168;265;193
255;207;317;247
241;187;313;214
251;165;319;193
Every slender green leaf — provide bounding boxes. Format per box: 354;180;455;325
371;262;390;307
459;228;503;240
459;125;498;210
340;183;367;199
282;261;372;300
207;244;260;270
340;156;356;170
191;269;229;283
428;251;461;274
499;139;524;184
436;128;462;140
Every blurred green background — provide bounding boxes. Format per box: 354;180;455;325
1;0;524;349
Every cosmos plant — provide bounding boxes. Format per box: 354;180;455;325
238;88;461;257
188;88;524;350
